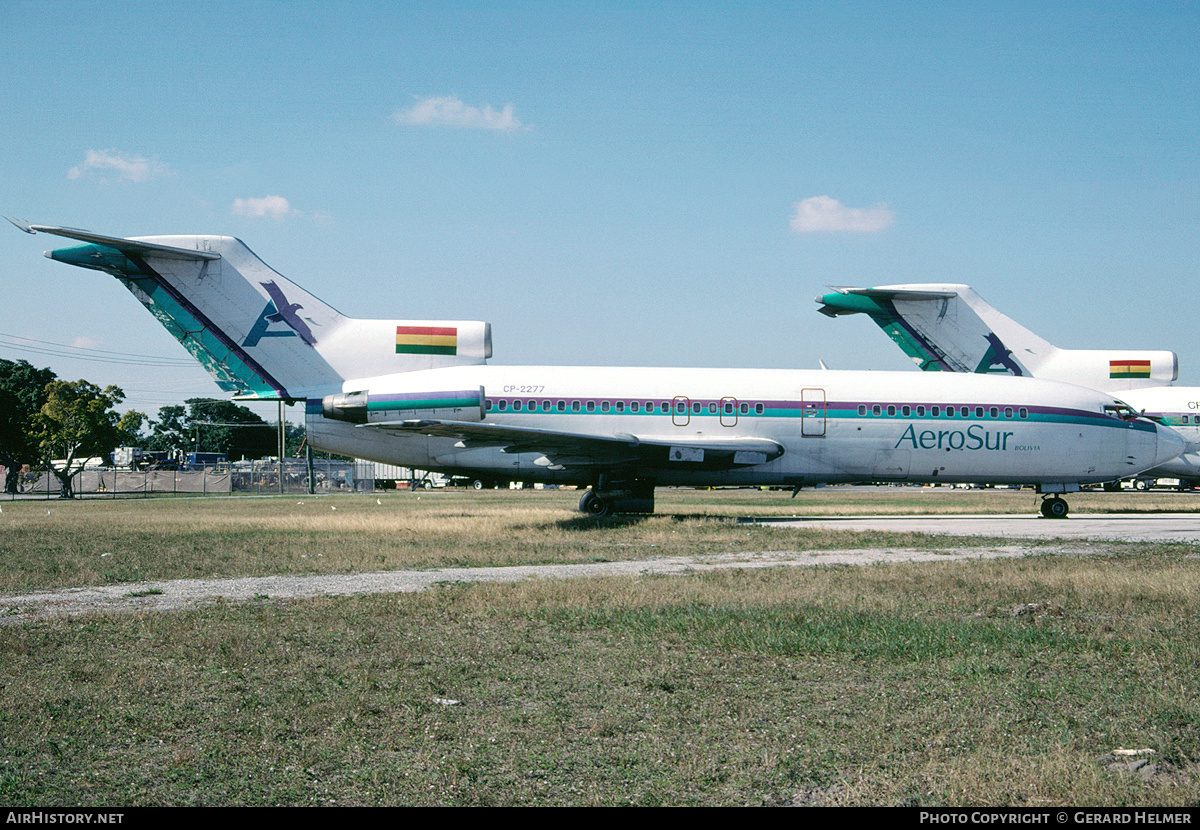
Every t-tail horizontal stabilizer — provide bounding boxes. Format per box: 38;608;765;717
817;284;1177;391
14;222;494;402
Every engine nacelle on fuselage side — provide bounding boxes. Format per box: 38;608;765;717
322;383;485;424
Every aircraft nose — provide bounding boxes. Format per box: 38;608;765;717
1154;423;1187;468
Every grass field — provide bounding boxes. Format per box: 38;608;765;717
2;486;1199;806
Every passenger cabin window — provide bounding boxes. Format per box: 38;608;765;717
755;403;764;415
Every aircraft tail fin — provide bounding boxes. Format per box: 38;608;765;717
18;224;492;400
817;283;1176;390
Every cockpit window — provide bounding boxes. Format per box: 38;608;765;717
1104;403;1139;421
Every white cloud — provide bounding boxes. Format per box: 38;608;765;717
231;195;297;220
394;96;528;132
67;150;170;182
789;196;895;233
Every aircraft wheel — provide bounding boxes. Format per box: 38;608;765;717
578;489;611;516
1040;496;1069;519
472;479;485;490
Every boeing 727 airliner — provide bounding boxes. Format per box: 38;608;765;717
817;283;1200;487
11;222;1185;517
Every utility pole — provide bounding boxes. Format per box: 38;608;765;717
278;400;285;495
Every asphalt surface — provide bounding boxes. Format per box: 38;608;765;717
744;512;1200;542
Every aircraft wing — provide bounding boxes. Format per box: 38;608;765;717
367;419;784;470
7;220;221;261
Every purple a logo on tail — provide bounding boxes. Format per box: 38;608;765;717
243;281;318;347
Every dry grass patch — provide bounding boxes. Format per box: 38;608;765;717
0;489;1009;593
3;486;1200;804
3;550;1200;805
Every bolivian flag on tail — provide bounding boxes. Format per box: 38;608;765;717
396;325;458;356
1110;359;1152;379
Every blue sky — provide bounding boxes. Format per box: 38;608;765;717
1;0;1197;423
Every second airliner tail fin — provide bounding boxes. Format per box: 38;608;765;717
817;283;1176;390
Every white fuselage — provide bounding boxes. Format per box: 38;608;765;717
18;226;1186;496
1115;386;1200;480
306;366;1182;488
817;283;1200;482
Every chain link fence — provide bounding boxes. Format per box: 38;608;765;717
4;459;376;499
231;459;375;495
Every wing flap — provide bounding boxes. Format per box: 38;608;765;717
365;419;784;470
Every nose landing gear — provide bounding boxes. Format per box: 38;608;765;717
1040;495;1069;519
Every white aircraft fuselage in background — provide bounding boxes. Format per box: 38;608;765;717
817;284;1200;486
12;223;1185;516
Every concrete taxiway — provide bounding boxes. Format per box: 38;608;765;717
743;513;1200;543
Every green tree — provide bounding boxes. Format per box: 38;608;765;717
0;359;57;493
32;380;145;498
183;398;275;461
115;410;146;448
285;420;306;457
145;405;188;456
146;399;331;462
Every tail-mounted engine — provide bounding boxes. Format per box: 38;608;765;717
322;386;485;424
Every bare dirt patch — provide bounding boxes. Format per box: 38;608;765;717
0;543;1088;623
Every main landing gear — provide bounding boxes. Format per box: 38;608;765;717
578;476;656;517
1040;494;1069;519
